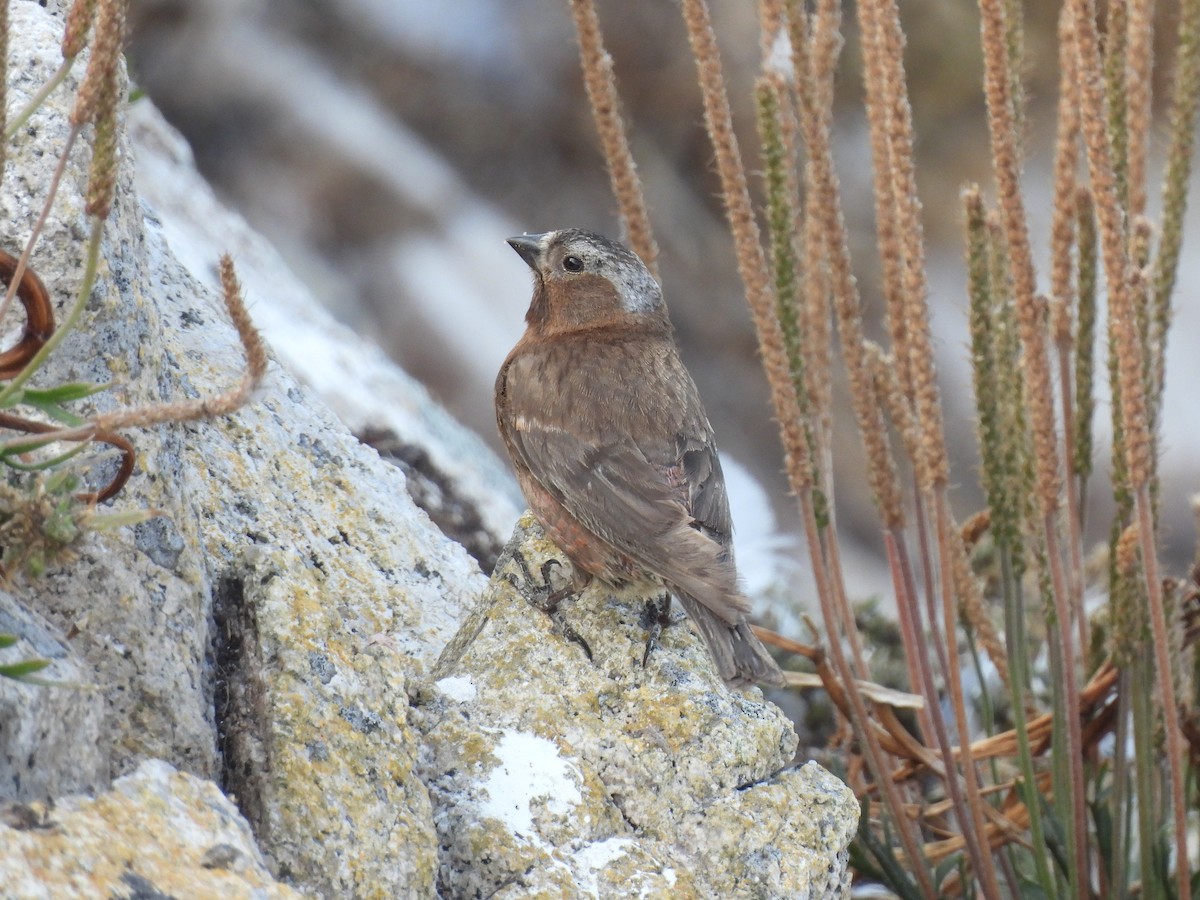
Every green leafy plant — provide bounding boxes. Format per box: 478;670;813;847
0;632;50;683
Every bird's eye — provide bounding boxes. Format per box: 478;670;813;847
562;255;584;272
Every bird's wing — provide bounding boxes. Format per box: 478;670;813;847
677;432;732;547
507;412;751;622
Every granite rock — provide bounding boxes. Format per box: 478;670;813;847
419;515;858;898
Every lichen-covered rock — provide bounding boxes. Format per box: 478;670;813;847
3;3;492;894
0;592;106;801
419;515;858;898
125;97;523;569
0;759;300;899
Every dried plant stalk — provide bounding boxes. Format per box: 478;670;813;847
62;0;97;59
1069;0;1193;892
679;0;811;492
70;0;123;127
98;256;266;427
850;0;910;408
0;254;266;454
795;0;901;533
977;0;1089;890
1124;0;1154;218
567;0;658;276
68;0;127;220
1047;1;1092;668
856;0;948;492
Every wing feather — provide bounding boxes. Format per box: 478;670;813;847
509;415;750;623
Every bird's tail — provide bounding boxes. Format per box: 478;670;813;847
675;592;785;688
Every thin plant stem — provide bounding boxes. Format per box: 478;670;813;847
934;489;1004;898
1129;652;1160;898
1135;485;1191;898
1047;4;1089;660
884;524;936;760
1044;517;1090;897
0;254;265;453
910;487;998;892
1056;333;1089;661
1110;669;1131;896
1000;547;1058;896
912;489;951;706
1073;188;1098;528
820;511;873;685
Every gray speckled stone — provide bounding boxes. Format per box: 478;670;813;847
419;514;857;898
0;593;106;802
2;3;492;894
0;760;301;899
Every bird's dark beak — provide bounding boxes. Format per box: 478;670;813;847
506;233;549;271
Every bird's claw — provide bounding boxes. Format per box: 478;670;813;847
640;593;673;669
506;551;593;661
554;617;594;662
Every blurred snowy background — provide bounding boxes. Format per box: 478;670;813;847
125;0;1200;615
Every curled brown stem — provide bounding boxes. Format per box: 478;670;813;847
0;411;134;503
0;251;56;379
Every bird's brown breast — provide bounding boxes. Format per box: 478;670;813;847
498;323;695;445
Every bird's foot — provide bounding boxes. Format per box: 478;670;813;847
640;592;673;668
506;552;594;661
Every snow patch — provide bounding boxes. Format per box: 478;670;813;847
573;837;634;897
479;730;581;841
434;675;477;703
